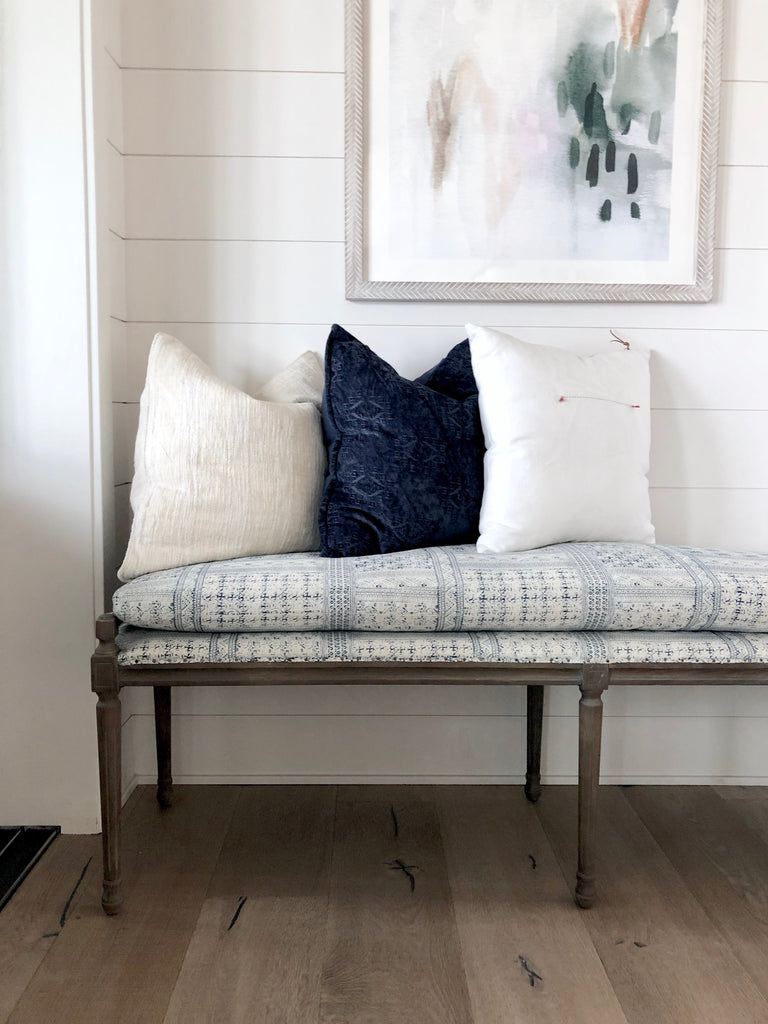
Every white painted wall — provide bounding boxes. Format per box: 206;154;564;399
113;0;768;788
0;0;107;831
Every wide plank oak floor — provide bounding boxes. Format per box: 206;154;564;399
3;784;768;1024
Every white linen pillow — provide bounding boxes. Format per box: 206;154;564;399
118;333;326;581
466;324;654;552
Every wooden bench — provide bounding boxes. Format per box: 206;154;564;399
91;629;768;917
92;542;768;915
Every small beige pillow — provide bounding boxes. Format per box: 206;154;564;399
255;350;324;406
118;334;326;581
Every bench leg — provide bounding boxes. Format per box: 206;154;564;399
96;687;122;914
154;686;173;808
92;614;123;915
524;684;544;802
575;666;609;909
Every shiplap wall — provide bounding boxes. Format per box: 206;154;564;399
113;0;768;790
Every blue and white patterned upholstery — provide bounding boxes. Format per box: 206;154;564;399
116;625;768;666
113;542;768;634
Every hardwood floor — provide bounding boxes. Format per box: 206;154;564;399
3;785;768;1024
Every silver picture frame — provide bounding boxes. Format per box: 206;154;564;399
345;0;723;302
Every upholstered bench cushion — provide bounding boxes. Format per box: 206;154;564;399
116;626;768;665
113;542;768;634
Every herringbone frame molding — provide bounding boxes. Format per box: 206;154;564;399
344;0;723;303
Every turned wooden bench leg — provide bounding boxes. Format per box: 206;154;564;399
154;686;173;808
575;665;610;909
524;684;544;802
91;614;123;916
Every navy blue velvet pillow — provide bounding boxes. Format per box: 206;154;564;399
319;325;484;557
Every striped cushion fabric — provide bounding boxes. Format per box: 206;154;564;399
112;542;768;634
116;625;768;666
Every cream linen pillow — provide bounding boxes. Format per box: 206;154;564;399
466;324;654;552
118;334;326;581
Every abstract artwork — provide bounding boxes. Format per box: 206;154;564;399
345;0;722;300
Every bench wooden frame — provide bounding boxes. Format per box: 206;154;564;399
91;611;768;916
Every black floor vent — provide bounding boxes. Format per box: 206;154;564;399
0;826;60;912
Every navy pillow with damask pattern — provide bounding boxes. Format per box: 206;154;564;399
319;325;484;557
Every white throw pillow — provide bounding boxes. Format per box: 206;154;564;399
118;334;326;581
466;324;654;552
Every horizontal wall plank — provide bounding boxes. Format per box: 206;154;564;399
104;46;123;153
720;81;768;165
106;141;125;238
123;70;343;157
123;159;765;250
122;160;768;251
718;166;768;248
120;0;762;85
123;683;768;721
125;242;768;330
110;318;129;402
102;0;122;66
109;233;126;320
110;401;768;494
126;712;768;782
651;486;768;552
122;0;344;73
121;322;768;410
122;71;754;166
122;322;331;399
723;0;768;83
124;156;344;240
650;410;768;489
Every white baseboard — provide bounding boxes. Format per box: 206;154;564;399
121;773;140;805
128;772;768;788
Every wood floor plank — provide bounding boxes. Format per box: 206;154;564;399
435;786;628;1024
624;786;768;1003
164;785;336;1023
535;786;768;1024
715;786;768;846
0;834;99;1023
164;896;327;1024
318;785;473;1024
207;784;336;897
8;785;239;1024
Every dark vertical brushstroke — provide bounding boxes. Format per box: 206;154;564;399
605;141;616;172
586;145;600;187
627;153;639;194
631;202;641;218
600;199;612;221
648;110;661;144
583;87;594;136
619;103;633;135
569;137;581;169
584;83;609;138
603;40;616;78
557;81;569;117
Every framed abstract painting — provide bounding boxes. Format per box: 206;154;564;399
345;0;723;301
